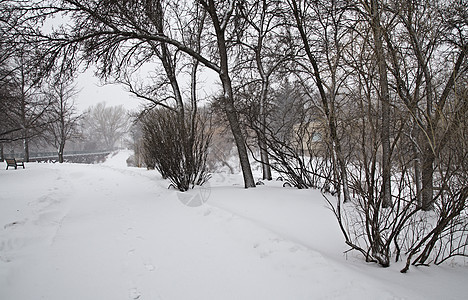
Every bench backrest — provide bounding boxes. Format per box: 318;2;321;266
6;158;16;164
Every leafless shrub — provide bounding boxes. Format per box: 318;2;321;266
326;127;468;270
140;108;212;191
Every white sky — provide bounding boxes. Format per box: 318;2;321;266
74;68;220;113
43;12;221;114
74;69;144;113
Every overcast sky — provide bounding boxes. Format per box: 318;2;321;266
74;69;144;113
43;14;221;114
42;18;142;113
74;68;220;113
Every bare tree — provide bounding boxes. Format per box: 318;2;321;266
383;0;467;210
326;0;468;269
287;0;351;202
5;0;256;188
83;102;130;151
45;77;82;163
197;0;256;188
233;0;293;181
0;50;55;160
365;0;393;208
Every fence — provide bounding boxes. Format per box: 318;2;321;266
2;150;111;164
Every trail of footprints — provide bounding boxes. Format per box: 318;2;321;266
121;227;158;300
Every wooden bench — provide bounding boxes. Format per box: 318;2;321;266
5;158;25;170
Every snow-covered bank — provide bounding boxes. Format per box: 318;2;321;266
1;151;467;299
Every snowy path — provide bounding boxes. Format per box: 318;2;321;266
1;152;467;299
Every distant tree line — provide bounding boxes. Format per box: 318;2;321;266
1;0;466;271
0;50;130;162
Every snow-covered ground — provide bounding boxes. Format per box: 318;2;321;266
1;150;467;299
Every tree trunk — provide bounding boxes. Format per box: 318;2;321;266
203;0;256;188
258;135;272;180
370;0;392;208
413;147;423;207
338;154;351;202
58;143;65;163
20;63;29;162
254;20;273;181
222;84;256;188
258;83;272;181
23;134;29;162
421;141;435;210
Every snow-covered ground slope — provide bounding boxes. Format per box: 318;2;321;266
1;150;467;299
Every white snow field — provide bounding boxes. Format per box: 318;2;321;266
1;150;467;299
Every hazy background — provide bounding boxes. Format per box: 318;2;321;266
75;69;143;112
75;67;219;112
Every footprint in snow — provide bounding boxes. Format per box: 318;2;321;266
144;263;156;271
4;220;26;229
0;255;12;263
260;250;272;258
289;245;300;253
122;227;133;237
129;288;141;299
